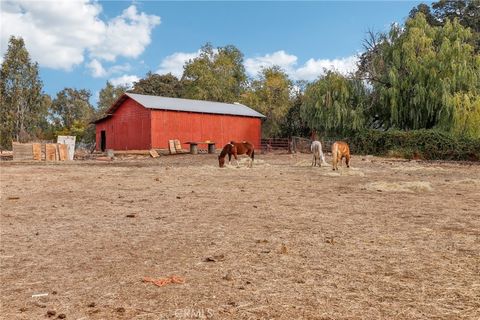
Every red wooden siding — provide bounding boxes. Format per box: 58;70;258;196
150;110;262;149
95;98;151;150
96;97;262;151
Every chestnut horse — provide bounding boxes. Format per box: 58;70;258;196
332;141;351;170
218;141;255;168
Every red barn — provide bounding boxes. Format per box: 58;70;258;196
94;93;265;151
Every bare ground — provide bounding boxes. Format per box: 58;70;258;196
0;153;479;320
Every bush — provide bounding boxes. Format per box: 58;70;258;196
348;130;480;161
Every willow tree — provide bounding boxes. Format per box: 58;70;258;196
409;0;480;51
358;13;480;137
300;71;368;137
241;66;293;137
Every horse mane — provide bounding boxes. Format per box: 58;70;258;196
219;144;231;158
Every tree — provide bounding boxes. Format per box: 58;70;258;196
301;71;368;137
0;36;47;148
241;66;292;137
97;81;127;117
50;88;95;143
357;14;480;137
410;0;480;51
182;43;247;103
130;72;184;98
409;3;442;26
431;0;479;32
280;90;310;138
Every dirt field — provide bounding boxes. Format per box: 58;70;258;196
1;153;479;320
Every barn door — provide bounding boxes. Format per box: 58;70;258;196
100;130;106;151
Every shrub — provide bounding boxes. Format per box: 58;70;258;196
348;130;480;161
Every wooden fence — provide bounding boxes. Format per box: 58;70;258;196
261;136;344;154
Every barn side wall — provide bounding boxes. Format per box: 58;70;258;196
150;110;262;150
95;98;151;151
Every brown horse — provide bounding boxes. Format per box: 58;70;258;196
332;141;351;170
218;141;255;168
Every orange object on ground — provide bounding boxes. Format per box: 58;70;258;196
143;276;185;287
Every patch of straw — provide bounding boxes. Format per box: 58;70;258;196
366;181;433;193
451;178;480;185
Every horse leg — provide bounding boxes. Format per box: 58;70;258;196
234;152;239;167
228;153;232;166
345;154;350;168
250;149;254;168
332;153;338;171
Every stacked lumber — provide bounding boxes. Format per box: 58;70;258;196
12;142;71;161
12;143;33;161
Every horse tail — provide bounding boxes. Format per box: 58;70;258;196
319;141;327;164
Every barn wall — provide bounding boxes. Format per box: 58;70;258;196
95;98;151;150
150;110;262;150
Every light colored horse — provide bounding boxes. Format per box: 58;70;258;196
332;141;351;170
311;141;327;167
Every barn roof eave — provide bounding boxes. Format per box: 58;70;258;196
91;114;113;124
145;107;266;119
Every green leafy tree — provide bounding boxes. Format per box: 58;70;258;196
241;66;292;137
358;14;480;137
431;0;479;32
409;3;443;26
301;71;368;136
182;43;247;103
50;88;95;143
130;72;184;98
0;36;47;148
280;90;310;138
410;0;480;51
97;81;127;117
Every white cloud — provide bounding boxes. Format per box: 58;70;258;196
87;59;107;78
86;59;131;78
245;50;298;76
294;56;358;81
90;5;160;61
110;74;139;88
156;50;201;77
245;50;358;81
0;1;160;70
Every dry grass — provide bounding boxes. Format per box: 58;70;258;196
365;181;433;193
1;153;479;319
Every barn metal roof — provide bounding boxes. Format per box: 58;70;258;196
124;93;266;118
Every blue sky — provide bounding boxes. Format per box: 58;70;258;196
1;1;423;106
